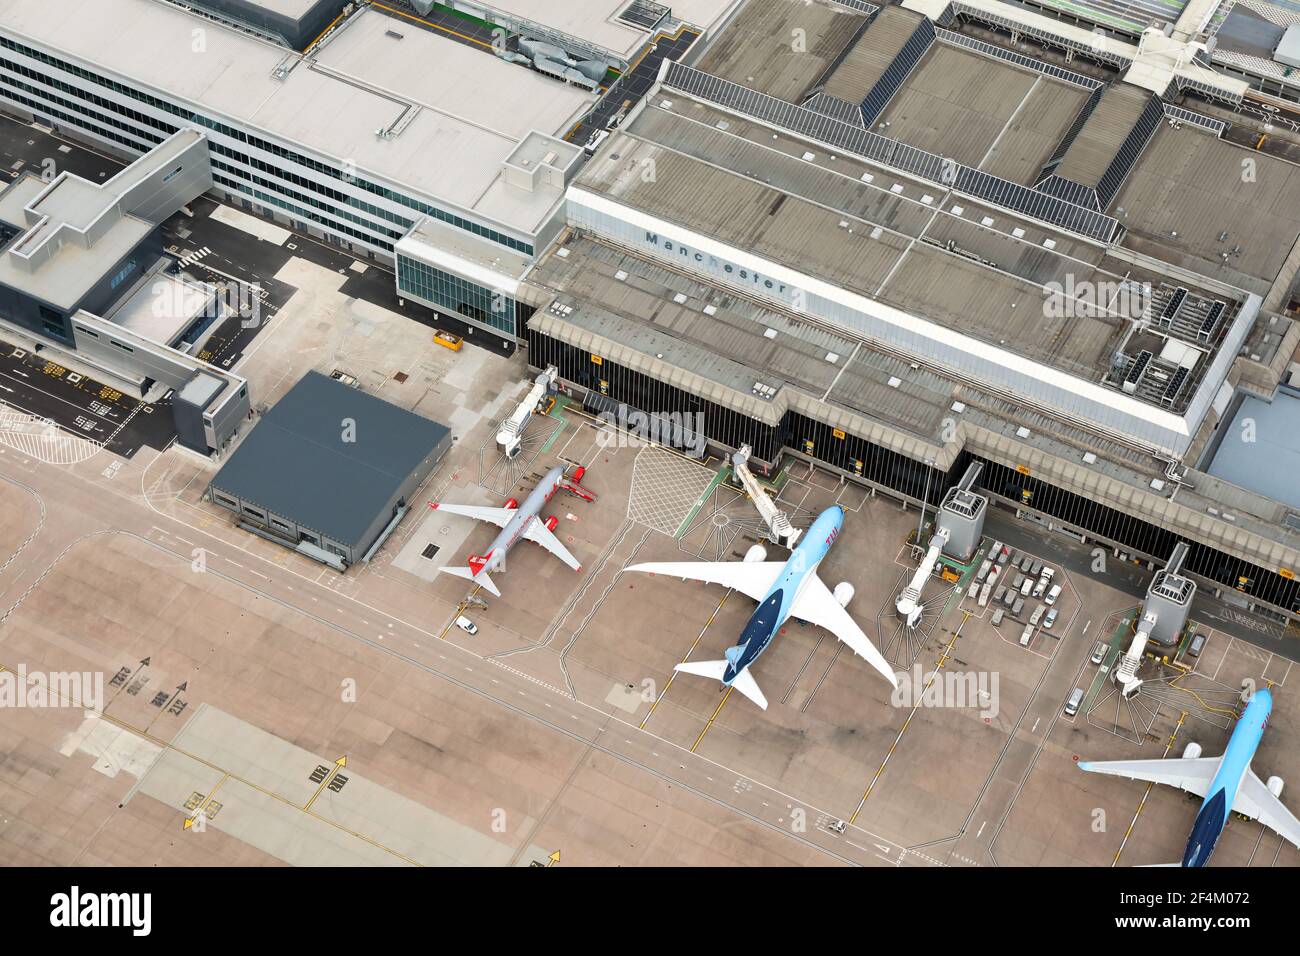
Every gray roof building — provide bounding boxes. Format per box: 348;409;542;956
208;371;451;566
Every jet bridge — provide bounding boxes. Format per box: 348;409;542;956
1116;610;1159;698
1113;542;1197;697
497;365;557;459
894;462;983;627
731;445;801;548
896;527;951;628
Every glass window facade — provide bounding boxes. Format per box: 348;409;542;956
529;326;1300;618
397;254;526;337
0;35;536;257
967;454;1300;614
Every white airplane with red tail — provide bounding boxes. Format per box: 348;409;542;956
429;464;593;596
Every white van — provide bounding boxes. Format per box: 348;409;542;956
1064;687;1085;716
1019;623;1034;646
1090;640;1108;665
1045;583;1063;606
455;615;478;635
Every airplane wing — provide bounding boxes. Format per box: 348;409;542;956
1076;756;1220;798
430;502;516;528
523;519;582;572
624;561;785;603
1233;770;1300;849
789;574;898;688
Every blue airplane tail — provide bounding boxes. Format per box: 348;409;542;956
674;659;768;710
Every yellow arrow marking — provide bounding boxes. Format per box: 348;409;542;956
304;755;348;812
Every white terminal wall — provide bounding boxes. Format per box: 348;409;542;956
567;187;1260;457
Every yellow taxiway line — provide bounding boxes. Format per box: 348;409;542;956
692;686;733;753
641;589;731;729
1112;711;1187;866
849;611;969;825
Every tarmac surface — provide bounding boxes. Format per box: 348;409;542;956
0;112;1297;868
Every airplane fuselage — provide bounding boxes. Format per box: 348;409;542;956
724;507;843;685
478;465;563;577
1182;688;1272;867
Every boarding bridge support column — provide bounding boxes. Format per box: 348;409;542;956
936;461;986;563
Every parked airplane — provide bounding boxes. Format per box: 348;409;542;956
430;464;592;596
1079;687;1300;866
625;506;896;710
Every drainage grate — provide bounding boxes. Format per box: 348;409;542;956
421;543;439;559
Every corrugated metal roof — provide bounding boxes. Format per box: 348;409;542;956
209;371;449;546
1055;85;1150;188
878;45;1089;178
823;6;923;103
694;0;871;101
1112;122;1300;289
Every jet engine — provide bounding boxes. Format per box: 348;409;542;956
1182;742;1202;759
544;515;559;532
833;582;855;607
744;545;768;563
1268;776;1285;798
505;498;519;510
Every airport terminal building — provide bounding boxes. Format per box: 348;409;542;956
520;0;1300;624
0;0;739;345
5;0;1300;622
0;125;250;453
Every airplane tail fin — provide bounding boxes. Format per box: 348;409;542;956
729;667;768;710
440;565;502;597
674;660;729;680
673;660;768;710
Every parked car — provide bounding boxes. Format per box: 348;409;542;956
1065;687;1084;716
